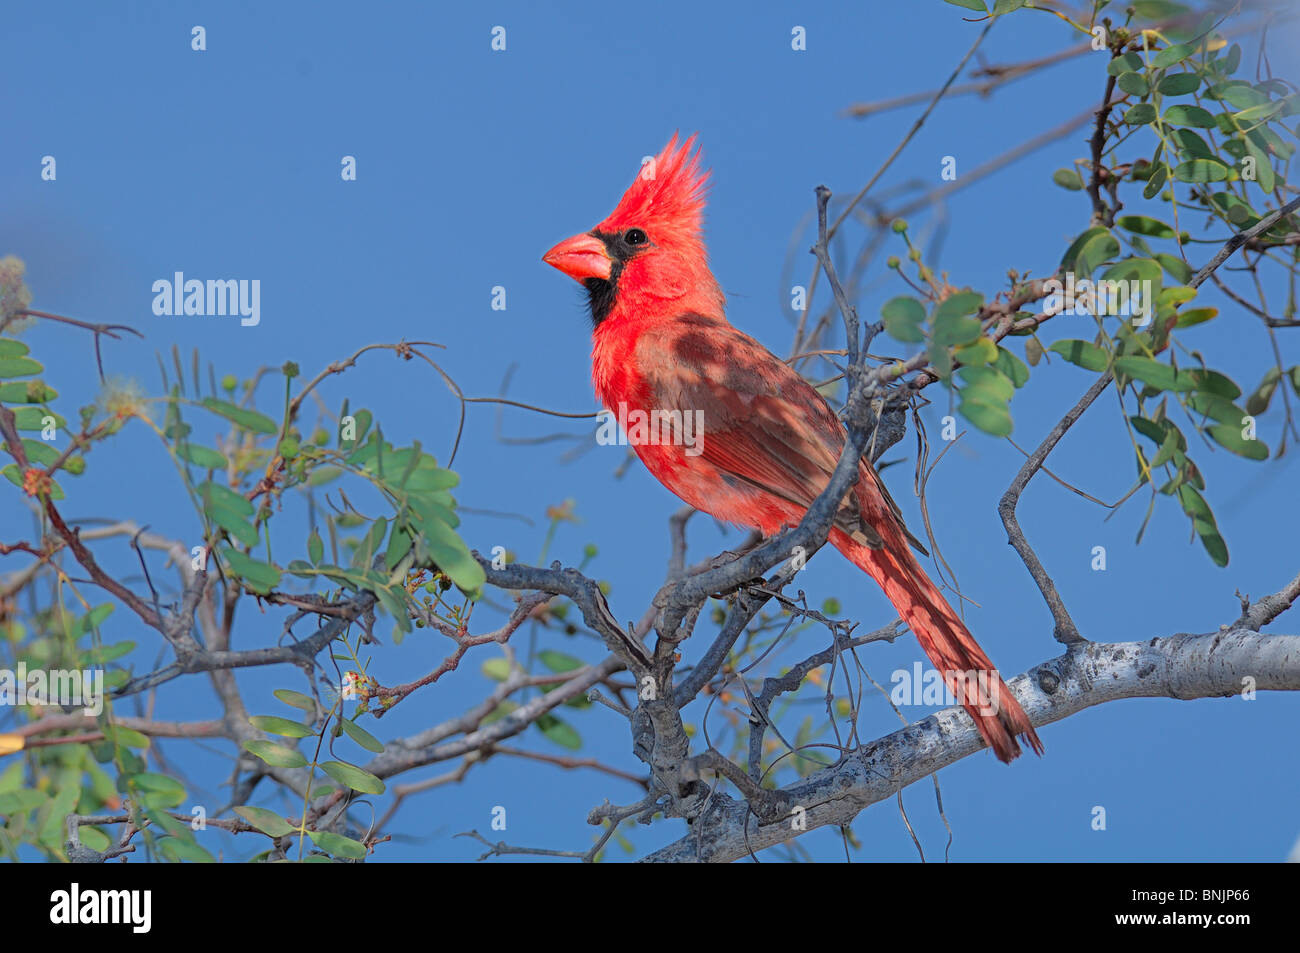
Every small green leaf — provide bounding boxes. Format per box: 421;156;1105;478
536;714;582;750
177;442;228;469
274;689;317;712
1173;158;1231;182
250;715;314;738
1114;356;1194;392
1117;72;1149;97
0;357;43;378
1108;52;1144;76
881;296;926;343
243;739;308;768
320;760;385;795
538;650;584;673
221;549;282;594
1052;168;1084;191
307;528;324;565
1207;422;1268;460
308;830;367;859
1157;72;1200;96
1163;104;1217;128
232;805;298;837
994;347;1030;388
481;658;511;682
339;718;385;753
943;0;988;10
1152;43;1195;69
1116;215;1176;239
1175;307;1217;328
200;397;278;435
958;394;1013;437
1123;103;1158;125
1048;339;1110;372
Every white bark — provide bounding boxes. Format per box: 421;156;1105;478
643;627;1300;862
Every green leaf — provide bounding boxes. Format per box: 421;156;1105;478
1;463;64;499
1143;162;1169;200
307;528;324;565
535;713;582;750
1154;253;1193;284
423;520;485;593
943;0;987;9
103;725;150;749
1077;230;1121;278
20;438;60;467
1184;369;1240;400
320;760;385;795
199;481;254;517
1114;356;1194;392
250;715;314;739
274;689;317;712
482;658;511;681
1163;104;1217;128
1176;307;1219;329
200;397;277;435
128;772;187;807
1233;101;1283;123
953;336;997;367
177;442;228;469
881;296;926;343
1244;367;1281;415
221;549;282;594
232;806;297;837
958;394;1013;437
0;357;43;378
1116;215;1176;239
0;380;57;402
1052;168;1084;191
384;523;414;571
0;338;30;358
991;0;1027;13
1108;52;1144;76
1179;486;1228;566
1171;128;1215;158
82;640;136;665
1157;72;1200;96
957;366;1015;402
10;407;65;431
1207;422;1268;460
1048;339;1110;372
308;830;367;860
1173;158;1231;182
1117;72;1149;97
1152;43;1195;69
1243;137;1275;194
339;718;385;753
159;837;216;863
243;739;308;768
538;650;584;673
993;347;1030;388
1123;103;1158;125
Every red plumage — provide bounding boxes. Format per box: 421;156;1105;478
544;135;1042;763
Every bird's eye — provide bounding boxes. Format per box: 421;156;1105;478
624;228;648;247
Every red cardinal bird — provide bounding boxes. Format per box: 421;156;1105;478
543;135;1042;763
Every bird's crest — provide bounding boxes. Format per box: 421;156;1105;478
599;133;709;240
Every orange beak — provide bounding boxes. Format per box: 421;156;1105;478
543;232;612;282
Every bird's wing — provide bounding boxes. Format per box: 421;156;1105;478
636;314;887;547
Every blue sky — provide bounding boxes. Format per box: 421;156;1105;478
4;1;1299;861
